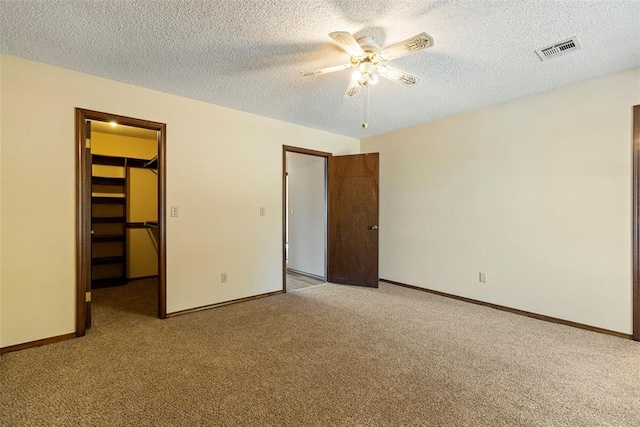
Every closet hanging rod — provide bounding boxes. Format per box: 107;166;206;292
92;154;155;169
144;156;158;169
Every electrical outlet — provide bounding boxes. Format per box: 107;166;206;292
221;272;228;283
260;207;266;216
479;272;487;283
171;206;179;217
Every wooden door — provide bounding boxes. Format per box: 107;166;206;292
328;153;379;287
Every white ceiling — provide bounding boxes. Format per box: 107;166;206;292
1;1;639;138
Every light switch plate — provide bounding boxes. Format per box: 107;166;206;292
171;206;178;217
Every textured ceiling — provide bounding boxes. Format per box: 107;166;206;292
1;1;639;138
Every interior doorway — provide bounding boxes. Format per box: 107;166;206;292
283;146;330;291
76;109;167;337
282;146;381;291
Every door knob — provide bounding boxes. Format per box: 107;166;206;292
371;225;379;230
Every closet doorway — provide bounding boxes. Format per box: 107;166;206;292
283;146;330;291
75;109;167;336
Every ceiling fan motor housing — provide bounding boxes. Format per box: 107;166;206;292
356;36;381;54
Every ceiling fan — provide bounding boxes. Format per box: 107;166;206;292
302;31;434;99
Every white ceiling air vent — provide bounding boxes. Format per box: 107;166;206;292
535;37;580;61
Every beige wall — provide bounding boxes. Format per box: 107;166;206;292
0;54;359;347
362;67;640;334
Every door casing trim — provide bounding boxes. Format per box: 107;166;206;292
632;105;640;341
282;146;332;292
75;108;167;337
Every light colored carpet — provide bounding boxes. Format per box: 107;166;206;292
1;279;640;426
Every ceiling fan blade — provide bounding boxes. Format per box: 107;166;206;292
380;32;433;61
301;63;352;77
329;31;366;58
377;66;420;87
344;79;361;98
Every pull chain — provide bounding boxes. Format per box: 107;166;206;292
362;84;370;129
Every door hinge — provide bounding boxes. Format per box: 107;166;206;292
85;291;92;302
85;139;91;149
